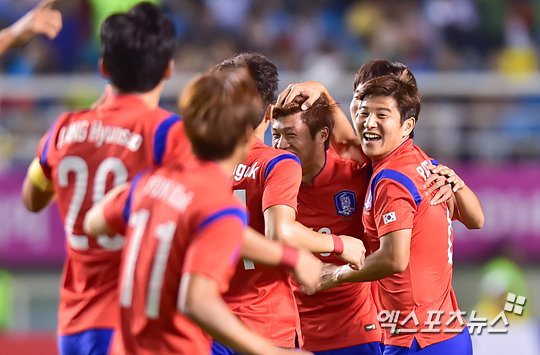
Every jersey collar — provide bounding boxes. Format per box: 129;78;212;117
372;138;413;170
106;94;148;110
308;151;337;187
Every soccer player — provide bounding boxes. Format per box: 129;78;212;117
318;75;483;354
0;0;62;57
83;66;319;355
20;3;187;354
209;53;366;354
271;94;381;354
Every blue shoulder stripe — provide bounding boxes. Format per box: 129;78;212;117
40;125;56;169
370;169;422;207
123;172;144;223
431;159;439;166
153;114;182;164
264;154;301;180
197;206;248;232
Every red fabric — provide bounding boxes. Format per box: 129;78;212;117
222;137;302;348
295;153;381;351
35;95;189;336
363;139;464;348
103;159;245;355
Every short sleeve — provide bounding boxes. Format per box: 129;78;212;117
262;154;302;213
102;184;132;235
183;206;247;293
373;179;417;237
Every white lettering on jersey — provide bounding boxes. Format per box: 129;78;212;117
144;175;194;213
233;162;260;181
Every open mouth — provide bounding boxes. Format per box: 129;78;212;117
363;132;382;142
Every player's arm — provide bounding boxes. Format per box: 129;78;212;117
0;0;61;56
83;184;129;236
264;205;365;269
275;81;366;163
181;212;313;355
319;229;412;291
262;156;365;269
179;273;312;355
425;163;484;229
242;226;321;294
22;158;56;212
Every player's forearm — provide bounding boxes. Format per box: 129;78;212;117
180;274;281;355
279;221;335;253
339;248;406;283
0;28;17;56
241;227;291;266
453;185;484;229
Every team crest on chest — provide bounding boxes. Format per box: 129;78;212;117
334;190;357;217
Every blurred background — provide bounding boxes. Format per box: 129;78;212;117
0;0;539;354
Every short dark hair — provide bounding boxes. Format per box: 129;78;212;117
272;94;335;150
100;2;176;93
359;75;421;138
353;59;417;91
212;52;279;110
179;67;263;161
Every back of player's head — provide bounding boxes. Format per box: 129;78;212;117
272;94;335;150
100;2;176;93
353;59;417;91
179;67;264;161
359;75;421;138
212;52;279;110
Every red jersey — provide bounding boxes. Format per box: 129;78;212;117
221;137;302;348
363;139;464;348
36;95;190;335
102;159;246;355
295;153;381;352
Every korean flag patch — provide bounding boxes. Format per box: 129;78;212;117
383;212;396;224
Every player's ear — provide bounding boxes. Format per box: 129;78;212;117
98;59;108;78
163;60;174;80
403;117;415;137
319;126;329;144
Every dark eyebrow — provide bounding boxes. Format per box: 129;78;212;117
359;105;392;113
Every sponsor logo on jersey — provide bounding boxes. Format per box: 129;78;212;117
334;190;357;217
383;211;397;224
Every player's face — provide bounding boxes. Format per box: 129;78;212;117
350;84;361;127
271;113;317;165
355;95;414;161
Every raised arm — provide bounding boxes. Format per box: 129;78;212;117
0;0;62;56
275;81;366;163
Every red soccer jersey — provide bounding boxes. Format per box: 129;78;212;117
36;95;190;335
221;136;302;348
295;153;381;352
102;159;246;355
363;139;464;348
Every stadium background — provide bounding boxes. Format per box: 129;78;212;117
0;0;539;354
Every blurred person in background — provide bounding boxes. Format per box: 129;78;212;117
472;257;540;355
19;3;190;355
0;0;62;58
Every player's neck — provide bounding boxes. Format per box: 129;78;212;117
253;117;270;141
115;82;164;109
301;152;326;186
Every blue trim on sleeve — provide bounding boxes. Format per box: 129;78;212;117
40;127;55;170
264;154;301;180
123;172;144;223
369;169;422;207
153;114;181;164
197;206;247;232
431;159;440;166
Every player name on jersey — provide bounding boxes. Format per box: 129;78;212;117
143;175;194;213
56;120;143;152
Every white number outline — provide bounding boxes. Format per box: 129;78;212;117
233;189;254;270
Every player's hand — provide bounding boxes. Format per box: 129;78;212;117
275;81;329;110
317;263;348;292
292;249;322;295
336;235;365;270
424;162;465;205
91;84;114;109
9;0;62;46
